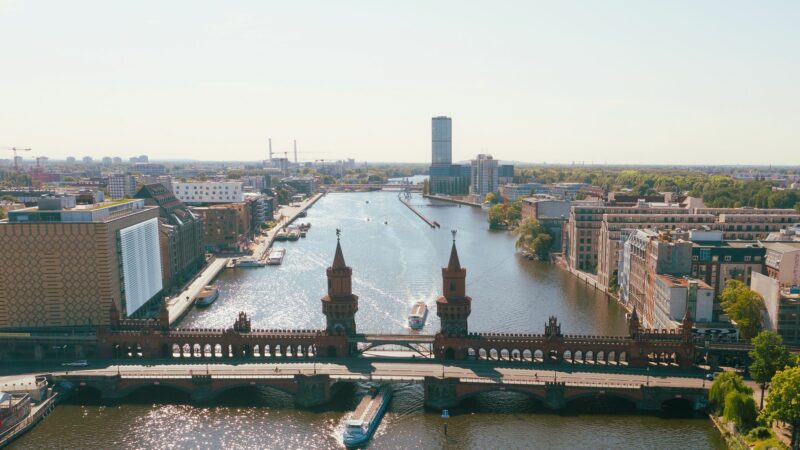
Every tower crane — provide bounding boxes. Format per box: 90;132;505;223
3;147;32;173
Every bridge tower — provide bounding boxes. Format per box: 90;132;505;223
628;306;641;337
321;232;359;335
436;233;472;336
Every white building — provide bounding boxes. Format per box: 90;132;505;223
469;154;498;201
653;275;714;329
108;174;136;200
172;181;244;204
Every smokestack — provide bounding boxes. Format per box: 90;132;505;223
269;138;273;161
294;140;297;163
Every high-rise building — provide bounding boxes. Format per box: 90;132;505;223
432;116;452;165
469;154;499;201
0;197;162;329
108;174;137;200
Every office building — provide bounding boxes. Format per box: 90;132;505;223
751;274;800;345
0;197;162;329
108;174;137;200
469;154;498;201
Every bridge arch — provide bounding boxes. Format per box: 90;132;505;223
124;383;193;404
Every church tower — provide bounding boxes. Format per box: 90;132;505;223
436;232;472;336
321;231;359;335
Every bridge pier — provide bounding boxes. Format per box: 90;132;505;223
544;382;566;410
294;374;332;408
424;377;460;410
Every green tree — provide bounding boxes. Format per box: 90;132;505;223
422;179;429;195
515;218;554;260
506;199;523;224
720;280;765;340
761;366;800;448
723;390;758;432
2;195;17;202
749;331;792;409
487;204;506;229
709;371;752;415
484;192;497;204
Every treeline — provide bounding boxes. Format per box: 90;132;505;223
519;168;800;209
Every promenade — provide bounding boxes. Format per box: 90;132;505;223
252;193;323;261
165;257;229;325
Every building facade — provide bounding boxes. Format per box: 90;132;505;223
172;181;245;204
192;203;251;251
469;154;498;201
0;197;162;329
108;174;137;200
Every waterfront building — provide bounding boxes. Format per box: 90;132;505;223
761;242;800;285
135;184;205;293
545;182;589;200
501;183;545;201
428;116;471;195
0;197;162;329
244;192;275;228
469;154;498;201
520;197;585;252
192;203;251;251
172;181;245;204
107;174;137;200
751;274;800;345
653;275;714;330
281;176;317;195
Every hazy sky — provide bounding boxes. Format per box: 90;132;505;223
1;1;798;165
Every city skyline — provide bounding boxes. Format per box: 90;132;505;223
1;1;799;165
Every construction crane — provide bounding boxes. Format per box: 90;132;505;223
4;147;32;173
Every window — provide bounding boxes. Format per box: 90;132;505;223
450;281;456;292
724;256;732;262
744;256;751;262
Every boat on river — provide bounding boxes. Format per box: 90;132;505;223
237;257;266;268
343;385;392;447
267;248;286;265
195;285;219;307
408;301;428;329
275;230;289;241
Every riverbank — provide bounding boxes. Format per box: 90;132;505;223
423;193;481;207
252;193;323;261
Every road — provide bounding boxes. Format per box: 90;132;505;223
51;360;707;390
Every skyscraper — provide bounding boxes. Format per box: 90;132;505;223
431;116;452;164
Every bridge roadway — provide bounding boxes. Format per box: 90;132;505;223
52;359;709;410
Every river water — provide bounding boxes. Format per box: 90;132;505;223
11;192;725;449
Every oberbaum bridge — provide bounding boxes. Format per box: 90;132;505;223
48;235;730;412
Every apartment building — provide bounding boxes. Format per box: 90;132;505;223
192;203;250;251
653;275;714;330
751;274;800;345
172;181;244;204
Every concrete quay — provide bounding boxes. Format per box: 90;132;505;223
252;193;324;261
165;256;229;325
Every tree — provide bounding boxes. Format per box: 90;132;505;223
422;179;429;195
720;280;765;340
709;371;752;415
515;218;554;260
761;367;800;449
723;390;758;432
506;199;522;224
749;331;792;409
484;192;497;204
487;204;506;229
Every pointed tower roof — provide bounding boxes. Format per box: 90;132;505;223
332;235;347;269
630;306;639;321
447;241;461;271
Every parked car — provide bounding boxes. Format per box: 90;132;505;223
705;371;721;380
62;360;89;367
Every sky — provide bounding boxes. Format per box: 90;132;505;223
1;1;798;165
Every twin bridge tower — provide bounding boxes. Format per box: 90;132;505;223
100;234;698;369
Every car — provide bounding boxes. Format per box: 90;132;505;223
705;371;721;380
62;360;89;367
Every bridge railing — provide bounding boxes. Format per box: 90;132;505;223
458;377;642;389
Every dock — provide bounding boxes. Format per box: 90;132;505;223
398;196;438;228
253;193;324;261
165;256;229;325
423;193;481;208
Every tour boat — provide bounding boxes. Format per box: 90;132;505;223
195;285;219;307
275;230;289;241
287;229;301;241
266;248;286;265
343;385;392;447
237;257;266;268
408;301;428;329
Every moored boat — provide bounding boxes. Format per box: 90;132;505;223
275;230;289;241
343;385;392;447
237;257;266;268
195;285;219;307
408;301;428;329
266;248;286;265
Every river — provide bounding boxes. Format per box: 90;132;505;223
11;192;725;449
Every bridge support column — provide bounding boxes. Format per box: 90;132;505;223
544;382;566;410
190;374;215;404
424;377;460;410
294;375;331;408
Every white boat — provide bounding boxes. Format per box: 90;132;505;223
195;285;219;307
287;229;300;241
267;248;286;265
408;301;428;329
275;230;289;241
237;257;266;268
343;385;392;447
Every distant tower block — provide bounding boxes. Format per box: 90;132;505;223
436;231;472;336
321;230;359;336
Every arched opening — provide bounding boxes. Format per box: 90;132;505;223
500;349;510;360
574;350;583;363
193;344;202;357
263;344;271;357
478;348;488;360
253;344;261;357
489;349;499;360
444;347;456;360
661;397;695;417
171;344;181;358
585;351;594;364
467;348;477;360
607;351;616;365
563;350;573;363
204;344;213;358
566;394;637;414
307;345;315;357
522;349;532;361
511;349;521;361
618;351;628;365
534;349;544;362
275;344;282;357
596;351;605;364
214;344;223;357
284;345;293;358
64;385;103;405
112;344;122;359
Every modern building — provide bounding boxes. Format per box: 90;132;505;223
429;116;470;196
244;192;276;230
431;116;452;165
108;174;137;200
172;181;245;204
131;162;166;175
751;273;800;345
135;184;205;293
498;164;515;184
0;197;162;329
281;177;317;195
762;242;800;286
652;275;714;329
469;154;498;201
192;203;251;251
502;183;545;201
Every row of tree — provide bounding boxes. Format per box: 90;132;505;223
709;331;800;447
